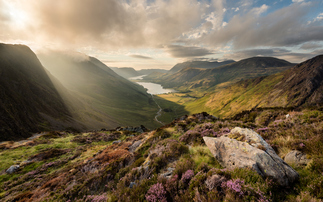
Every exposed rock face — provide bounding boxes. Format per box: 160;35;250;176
203;127;299;187
285;150;310;166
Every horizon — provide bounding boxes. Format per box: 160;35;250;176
0;0;323;70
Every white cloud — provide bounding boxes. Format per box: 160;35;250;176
292;0;304;3
251;4;269;16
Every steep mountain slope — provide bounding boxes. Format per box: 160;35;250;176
187;55;323;117
158;57;293;89
167;60;236;75
38;52;160;129
0;44;84;141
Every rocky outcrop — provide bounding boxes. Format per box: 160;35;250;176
6;165;20;174
116;125;148;133
285;150;310;166
203;127;299;187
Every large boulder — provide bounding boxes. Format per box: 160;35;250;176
284;150;310;166
203;127;299;187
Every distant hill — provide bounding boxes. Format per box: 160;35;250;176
137;69;168;75
111;67;168;79
187;55;323;117
38;51;161;130
155;57;293;89
111;67;141;79
167;60;236;75
0;44;85;141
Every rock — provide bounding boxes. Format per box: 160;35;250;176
112;140;121;144
129;140;142;153
285;150;310;166
286;114;290;119
160;167;175;179
6;165;20;174
129;182;136;188
203;127;299;187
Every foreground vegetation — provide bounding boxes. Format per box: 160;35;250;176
1;107;323;201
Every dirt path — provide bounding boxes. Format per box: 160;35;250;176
151;95;164;125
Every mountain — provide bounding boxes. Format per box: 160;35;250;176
111;67;168;79
0;44;85;141
137;69;168;75
111;67;141;79
187;55;323;117
38;51;160;129
154;57;293;89
167;60;236;75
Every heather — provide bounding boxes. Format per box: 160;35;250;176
0;109;323;201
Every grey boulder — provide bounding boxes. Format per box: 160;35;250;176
6;165;20;174
203;127;299;187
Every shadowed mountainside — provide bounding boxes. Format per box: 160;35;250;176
38;51;162;130
0;44;84;141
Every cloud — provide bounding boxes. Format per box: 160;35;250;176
292;0;304;3
224;48;291;60
129;54;153;60
223;48;322;63
300;42;322;50
7;0;205;50
203;2;323;49
165;45;214;58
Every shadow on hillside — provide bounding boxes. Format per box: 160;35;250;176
153;95;189;125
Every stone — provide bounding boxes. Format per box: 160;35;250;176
203;127;299;187
6;165;20;174
129;140;142;153
285;150;310;166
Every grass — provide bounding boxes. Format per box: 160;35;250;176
1;109;323;201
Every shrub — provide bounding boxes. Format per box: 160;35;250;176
145;183;167;202
181;170;194;185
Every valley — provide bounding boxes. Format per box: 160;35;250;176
1;1;323;201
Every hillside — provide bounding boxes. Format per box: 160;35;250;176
153;57;293;89
0;44;84;141
1;109;322;201
38;51;161;129
111;67;141;79
186;55;323;117
167;60;235;75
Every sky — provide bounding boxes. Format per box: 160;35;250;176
0;0;323;70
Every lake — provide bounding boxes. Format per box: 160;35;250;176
129;75;176;95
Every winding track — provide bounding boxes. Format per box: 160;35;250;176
151;95;164;125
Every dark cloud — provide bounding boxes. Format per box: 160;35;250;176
204;3;323;49
129;55;153;60
166;45;214;58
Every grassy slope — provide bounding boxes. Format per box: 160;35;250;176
1;109;323;201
